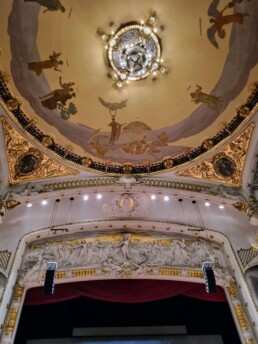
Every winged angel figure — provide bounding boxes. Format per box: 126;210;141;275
207;0;249;48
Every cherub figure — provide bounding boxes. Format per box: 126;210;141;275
28;51;63;76
40;76;75;110
24;0;65;13
190;85;221;110
207;0;249;48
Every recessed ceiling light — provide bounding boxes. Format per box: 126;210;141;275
83;195;89;201
97;194;102;200
27;203;32;208
41;200;48;205
151;195;156;200
205;202;210;207
164;196;169;201
219;204;225;209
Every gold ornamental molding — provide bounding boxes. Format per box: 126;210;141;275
1;118;79;185
177;124;255;187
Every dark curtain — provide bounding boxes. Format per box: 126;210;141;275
24;279;227;305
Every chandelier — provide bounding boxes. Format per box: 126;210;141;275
98;15;166;88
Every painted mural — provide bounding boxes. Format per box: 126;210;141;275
1;0;258;164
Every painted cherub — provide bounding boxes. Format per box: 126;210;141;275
190;85;221;110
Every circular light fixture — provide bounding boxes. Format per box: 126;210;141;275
205;201;210;207
83;195;89;201
164;196;169;201
97;194;102;200
27;203;32;208
107;24;162;84
41;200;48;205
219;204;225;209
151;195;156;200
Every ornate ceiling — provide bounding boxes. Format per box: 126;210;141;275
0;0;258;173
1;4;258;343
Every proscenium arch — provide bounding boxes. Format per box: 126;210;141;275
0;220;257;344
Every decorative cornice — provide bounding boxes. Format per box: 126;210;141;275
176;124;255;187
17;177;241;197
1;118;79;185
0;69;257;175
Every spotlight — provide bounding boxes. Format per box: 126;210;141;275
27;203;32;208
83;195;89;201
151;195;156;200
205;201;210;207
41;200;48;205
219;204;225;209
97;194;102;200
164;196;169;201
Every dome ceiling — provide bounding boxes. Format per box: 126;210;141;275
0;0;258;170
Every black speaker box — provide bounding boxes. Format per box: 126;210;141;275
204;267;216;293
44;269;55;295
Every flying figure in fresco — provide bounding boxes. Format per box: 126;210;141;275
98;97;128;117
39;76;76;110
24;0;65;13
207;0;249;48
27;52;63;76
190;85;221;110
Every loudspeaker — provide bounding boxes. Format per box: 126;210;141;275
44;262;57;295
202;262;216;293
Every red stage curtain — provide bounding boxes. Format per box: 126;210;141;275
24;280;227;305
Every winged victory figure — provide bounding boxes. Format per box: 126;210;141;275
207;0;249;48
98;97;128;116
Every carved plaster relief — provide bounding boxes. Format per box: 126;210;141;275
102;193;149;217
19;233;231;287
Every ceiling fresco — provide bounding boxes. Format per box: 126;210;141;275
0;0;258;168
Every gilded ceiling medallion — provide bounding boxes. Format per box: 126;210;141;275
98;15;166;88
15;149;43;177
212;155;236;178
176;124;254;187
